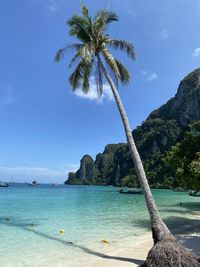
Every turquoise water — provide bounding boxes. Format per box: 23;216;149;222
0;184;199;267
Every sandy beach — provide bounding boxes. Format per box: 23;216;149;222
88;215;200;267
87;235;153;267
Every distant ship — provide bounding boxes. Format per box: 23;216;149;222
119;188;143;195
0;182;9;188
25;180;37;186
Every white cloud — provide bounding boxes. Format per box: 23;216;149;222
74;77;114;102
0;164;79;183
148;73;158;81
0;85;14;106
115;0;136;17
193;47;200;57
66;163;79;170
160;29;170;40
141;70;148;76
30;0;59;15
46;0;57;15
141;71;158;82
125;9;136;17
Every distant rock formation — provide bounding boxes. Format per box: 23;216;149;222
65;144;125;185
65;68;200;187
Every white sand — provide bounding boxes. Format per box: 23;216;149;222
86;214;200;267
87;235;153;267
87;231;200;266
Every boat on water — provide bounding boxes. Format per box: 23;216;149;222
25;180;37;186
188;190;200;197
0;182;9;188
52;183;58;186
119;188;143;195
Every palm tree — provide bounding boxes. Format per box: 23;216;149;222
55;4;200;266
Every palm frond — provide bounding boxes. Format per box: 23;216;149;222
80;43;93;64
95;58;104;97
108;39;136;60
69;61;84;91
107;63;119;89
81;2;93;28
105;11;119;23
82;61;93;93
68;52;81;68
69;26;91;43
81;2;89;17
56;5;134;94
93;10;118;36
68;15;92;42
95;10;118;26
68;15;89;28
101;47;120;78
69;42;93;67
55;44;84;62
115;59;130;85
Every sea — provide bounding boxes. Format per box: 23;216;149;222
0;184;199;267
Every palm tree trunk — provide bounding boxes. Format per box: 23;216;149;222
100;60;174;244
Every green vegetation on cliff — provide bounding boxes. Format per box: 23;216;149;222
65;68;200;188
166;121;200;190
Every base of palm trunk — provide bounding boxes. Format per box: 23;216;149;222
142;239;200;267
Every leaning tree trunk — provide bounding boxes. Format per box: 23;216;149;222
101;64;200;266
102;68;173;244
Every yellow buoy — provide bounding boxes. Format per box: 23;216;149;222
101;239;110;244
59;229;65;234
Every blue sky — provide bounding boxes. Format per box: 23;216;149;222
1;0;200;183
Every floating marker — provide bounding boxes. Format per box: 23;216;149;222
101;239;110;244
59;229;65;234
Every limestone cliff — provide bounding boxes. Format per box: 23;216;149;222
149;68;200;126
65;68;200;187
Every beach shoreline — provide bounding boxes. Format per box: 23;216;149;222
87;234;153;267
87;214;200;267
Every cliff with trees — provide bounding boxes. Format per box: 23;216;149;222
65;68;200;189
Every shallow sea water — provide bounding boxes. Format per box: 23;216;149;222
0;184;199;267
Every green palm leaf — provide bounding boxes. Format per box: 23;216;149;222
101;47;120;77
81;2;89;17
80;43;93;64
82;61;93;93
94;10;118;30
95;58;104;97
55;44;84;62
108;39;136;60
115;59;130;85
69;61;84;91
68;15;92;42
68;52;81;68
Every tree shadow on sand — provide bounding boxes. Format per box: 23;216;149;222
0;216;143;266
132;215;200;256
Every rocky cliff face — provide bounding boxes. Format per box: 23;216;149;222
65;68;200;187
77;155;97;182
149;69;200;126
66;155;97;185
66;144;125;185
